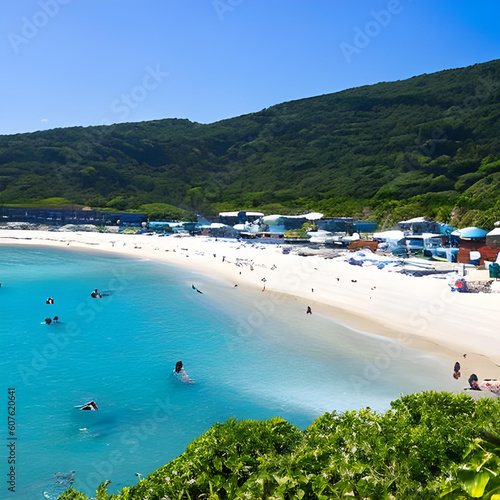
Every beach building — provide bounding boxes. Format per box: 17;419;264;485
397;217;456;237
486;228;500;248
148;221;199;234
453;227;488;264
198;222;240;238
317;217;354;233
118;214;148;232
219;211;264;226
239;231;284;242
354;222;378;233
0;206;151;228
261;212;323;232
373;230;406;253
397;217;441;234
405;233;443;252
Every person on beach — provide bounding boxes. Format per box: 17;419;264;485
453;362;461;379
468;374;500;395
173;361;194;384
306;306;312;315
46;297;54;304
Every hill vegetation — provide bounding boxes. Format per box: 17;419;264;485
1;60;500;227
59;392;500;499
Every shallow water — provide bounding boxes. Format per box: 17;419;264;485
0;246;459;498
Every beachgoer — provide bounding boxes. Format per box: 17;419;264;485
306;306;312;315
43;318;52;325
453;362;461;379
53;316;59;323
46;297;54;304
91;289;102;299
173;361;193;384
76;400;98;411
468;374;500;395
478;379;500;395
468;374;479;389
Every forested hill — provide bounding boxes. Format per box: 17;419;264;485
1;59;500;227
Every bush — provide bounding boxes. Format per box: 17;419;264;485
60;392;500;500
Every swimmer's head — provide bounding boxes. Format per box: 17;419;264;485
175;361;183;373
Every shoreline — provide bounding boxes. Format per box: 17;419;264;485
2;229;500;385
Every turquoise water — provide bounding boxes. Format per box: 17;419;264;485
0;246;459;499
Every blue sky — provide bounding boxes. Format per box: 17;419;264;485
1;0;499;136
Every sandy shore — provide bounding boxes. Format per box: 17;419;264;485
2;229;500;385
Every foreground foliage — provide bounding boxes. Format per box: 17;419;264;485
58;392;500;499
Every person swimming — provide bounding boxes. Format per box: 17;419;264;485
43;317;52;325
75;400;98;411
90;289;102;299
173;361;194;384
46;297;54;304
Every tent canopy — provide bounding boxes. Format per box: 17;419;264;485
450;227;487;239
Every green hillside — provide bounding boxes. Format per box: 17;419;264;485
1;60;500;227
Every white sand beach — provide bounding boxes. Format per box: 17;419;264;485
2;229;499;384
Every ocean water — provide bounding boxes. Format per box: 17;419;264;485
0;246;460;499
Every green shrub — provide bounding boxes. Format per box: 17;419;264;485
60;392;500;500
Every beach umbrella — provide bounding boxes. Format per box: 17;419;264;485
450;227;488;239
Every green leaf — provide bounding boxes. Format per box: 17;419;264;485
458;469;490;497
